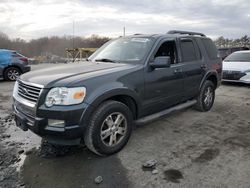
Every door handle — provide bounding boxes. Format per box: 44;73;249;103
174;68;182;74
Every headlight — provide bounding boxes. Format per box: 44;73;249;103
45;87;86;107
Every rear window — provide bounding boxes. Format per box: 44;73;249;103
180;39;198;62
201;38;218;59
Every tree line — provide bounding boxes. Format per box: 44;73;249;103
0;31;249;57
0;31;110;58
214;35;250;48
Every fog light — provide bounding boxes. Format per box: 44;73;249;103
48;119;65;127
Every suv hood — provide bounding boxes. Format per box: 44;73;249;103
223;61;250;72
20;62;131;88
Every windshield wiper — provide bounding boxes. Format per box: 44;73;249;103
95;58;118;63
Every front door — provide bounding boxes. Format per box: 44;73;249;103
143;39;184;116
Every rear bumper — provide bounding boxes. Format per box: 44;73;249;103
22;65;31;73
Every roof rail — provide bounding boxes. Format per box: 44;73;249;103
167;30;206;37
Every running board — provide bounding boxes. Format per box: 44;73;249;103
135;100;197;125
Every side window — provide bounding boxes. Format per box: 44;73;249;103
180;38;198;62
201;38;218;59
154;40;177;64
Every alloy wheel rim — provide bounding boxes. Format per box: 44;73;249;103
204;86;213;106
7;70;19;80
100;112;127;147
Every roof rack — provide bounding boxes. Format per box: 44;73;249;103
167;30;206;37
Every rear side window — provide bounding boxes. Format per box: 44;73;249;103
180;39;198;62
201;38;218;59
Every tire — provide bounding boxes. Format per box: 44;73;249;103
4;67;21;81
195;80;215;112
84;100;133;156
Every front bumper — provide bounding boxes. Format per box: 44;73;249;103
222;79;250;84
222;71;250;84
13;98;92;145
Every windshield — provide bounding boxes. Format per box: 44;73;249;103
89;37;154;63
224;52;250;62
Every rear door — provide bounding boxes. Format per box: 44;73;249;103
177;37;205;100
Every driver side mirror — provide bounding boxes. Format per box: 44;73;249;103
150;56;171;69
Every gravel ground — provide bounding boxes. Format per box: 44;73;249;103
0;64;250;188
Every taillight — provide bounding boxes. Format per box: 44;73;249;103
20;57;28;64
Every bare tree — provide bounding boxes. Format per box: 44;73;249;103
214;35;250;48
0;31;111;58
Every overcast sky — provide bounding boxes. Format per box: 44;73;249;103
0;0;250;40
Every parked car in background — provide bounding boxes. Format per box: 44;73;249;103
222;51;250;84
218;46;249;60
0;49;30;81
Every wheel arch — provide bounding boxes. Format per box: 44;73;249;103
88;89;141;120
3;65;23;74
200;71;218;90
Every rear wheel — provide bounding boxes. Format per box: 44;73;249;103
84;100;133;156
4;67;21;81
195;80;215;112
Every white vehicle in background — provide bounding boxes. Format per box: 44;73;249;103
222;51;250;84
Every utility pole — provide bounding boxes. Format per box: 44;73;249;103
123;26;126;37
73;20;75;49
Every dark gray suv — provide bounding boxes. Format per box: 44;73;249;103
13;30;222;155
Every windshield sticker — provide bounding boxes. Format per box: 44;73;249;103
131;38;149;42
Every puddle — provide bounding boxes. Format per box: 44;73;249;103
1;112;130;188
194;148;220;163
0;113;41;187
21;144;131;188
164;169;183;183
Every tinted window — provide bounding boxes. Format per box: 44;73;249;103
202;38;218;59
180;39;197;62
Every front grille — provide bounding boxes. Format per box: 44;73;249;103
17;80;42;103
223;71;246;80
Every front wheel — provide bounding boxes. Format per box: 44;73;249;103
195;80;215;112
84;100;133;156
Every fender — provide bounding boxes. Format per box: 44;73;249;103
199;71;218;90
87;87;142;110
78;84;142;130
